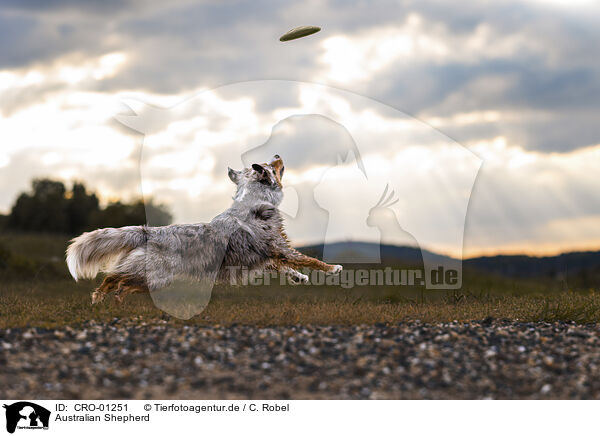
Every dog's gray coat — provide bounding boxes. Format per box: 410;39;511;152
66;155;341;302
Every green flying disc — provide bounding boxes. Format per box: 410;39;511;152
279;25;321;42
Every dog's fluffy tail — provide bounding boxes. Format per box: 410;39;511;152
66;226;148;281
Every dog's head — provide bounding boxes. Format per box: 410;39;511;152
228;155;285;205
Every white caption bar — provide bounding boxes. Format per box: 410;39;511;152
0;399;597;435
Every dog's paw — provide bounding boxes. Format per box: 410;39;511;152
91;290;104;305
113;292;125;304
289;272;309;285
328;264;343;275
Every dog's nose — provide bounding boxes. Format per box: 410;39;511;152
269;155;282;165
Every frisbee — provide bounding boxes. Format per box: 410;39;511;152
279;25;321;42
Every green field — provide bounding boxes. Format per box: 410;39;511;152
1;233;599;328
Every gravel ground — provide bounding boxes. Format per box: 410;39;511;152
1;320;599;399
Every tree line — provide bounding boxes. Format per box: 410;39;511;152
0;179;172;234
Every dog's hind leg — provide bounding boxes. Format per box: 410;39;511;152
113;276;149;304
91;275;120;304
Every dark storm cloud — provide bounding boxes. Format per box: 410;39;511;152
0;0;137;12
0;12;50;68
1;0;599;151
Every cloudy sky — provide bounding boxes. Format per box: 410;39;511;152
1;0;599;258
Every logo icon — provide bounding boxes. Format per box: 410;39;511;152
3;402;50;434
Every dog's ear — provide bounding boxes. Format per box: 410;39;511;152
228;167;241;184
252;163;266;175
252;163;270;182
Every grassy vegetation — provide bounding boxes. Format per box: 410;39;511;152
2;278;600;329
1;233;599;328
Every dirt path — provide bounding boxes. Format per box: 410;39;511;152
1;320;599;399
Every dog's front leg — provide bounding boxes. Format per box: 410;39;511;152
264;261;309;284
279;248;343;275
281;266;309;285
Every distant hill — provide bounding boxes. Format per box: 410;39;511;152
297;241;445;266
463;251;600;280
297;241;600;284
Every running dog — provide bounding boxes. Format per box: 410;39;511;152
66;155;342;303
